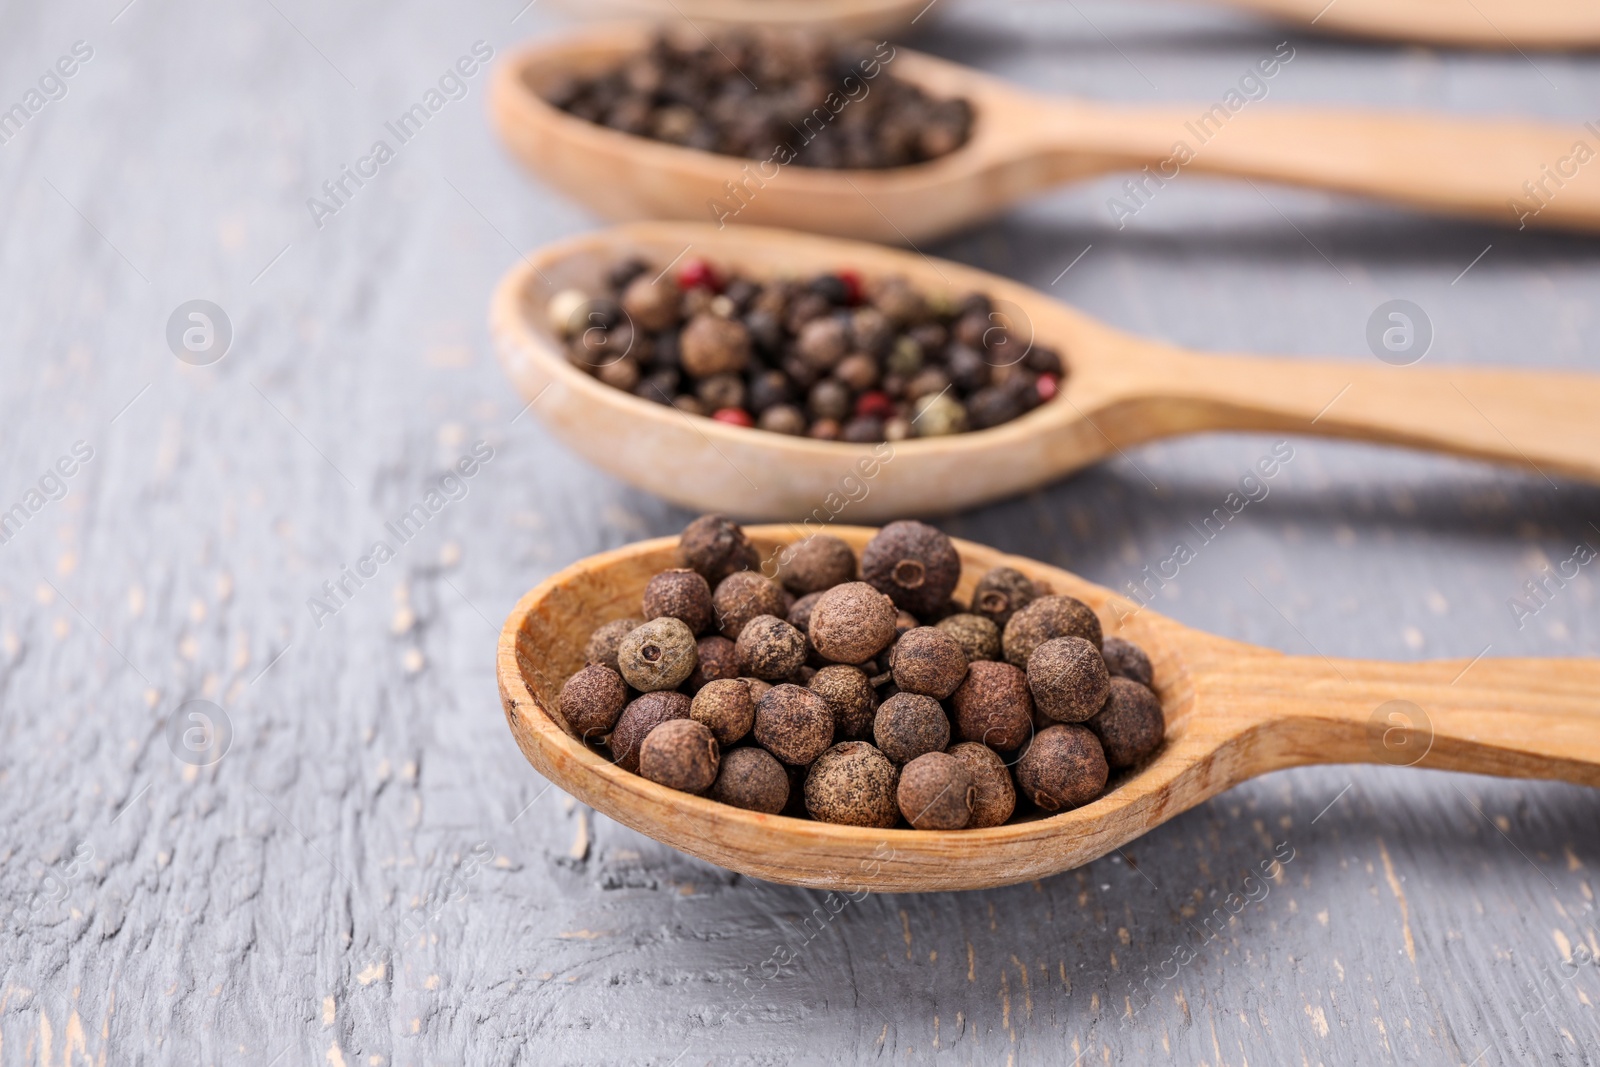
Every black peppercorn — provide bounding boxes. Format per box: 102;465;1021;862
1087;677;1164;768
889;626;969;699
679;514;758;586
949;660;1034;751
753;683;835;765
873;692;951;764
861;521;961;618
1101;636;1154;688
559;664;628;740
897;752;974;830
642;568;714;635
1015;724;1108;812
1026;636;1110;723
804;742;899;828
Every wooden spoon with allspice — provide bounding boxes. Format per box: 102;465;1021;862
491;221;1600;522
491;25;1600;244
498;526;1600;892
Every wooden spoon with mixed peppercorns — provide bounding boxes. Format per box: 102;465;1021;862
491;221;1600;520
497;524;1600;893
492;24;1600;244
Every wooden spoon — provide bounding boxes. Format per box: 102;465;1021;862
491;221;1600;521
544;0;1600;49
498;525;1600;892
491;25;1600;243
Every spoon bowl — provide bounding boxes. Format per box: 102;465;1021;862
549;0;929;36
492;221;1600;521
492;25;1600;242
498;526;1600;892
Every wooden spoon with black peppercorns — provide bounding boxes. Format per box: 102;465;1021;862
491;24;1600;243
491;221;1600;521
498;525;1600;893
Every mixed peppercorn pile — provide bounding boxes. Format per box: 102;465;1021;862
546;257;1065;441
557;516;1166;830
547;30;974;171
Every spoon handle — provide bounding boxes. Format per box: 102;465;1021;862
1069;105;1600;232
1251;655;1600;786
1129;350;1600;484
1204;0;1600;48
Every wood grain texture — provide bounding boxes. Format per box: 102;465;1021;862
1;1;1598;1064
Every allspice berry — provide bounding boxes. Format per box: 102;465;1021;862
686;635;743;692
1101;636;1154;688
777;534;857;594
610;691;691;773
558;663;628;740
897;752;974;830
642;568;714;635
710;746;789;814
753;683;835;765
947;742;1016;828
713;571;786;640
621;273;680;331
860;521;962;618
873;692;951;763
949;660;1034;751
787;591;824;633
971;566;1039;626
889;626;969;699
639;718;720;793
1003;595;1104;668
1087;677;1165;768
736;615;807;681
680;312;751;377
1026;636;1110;723
808;664;878;740
691;677;756;745
1014;724;1108;812
808;581;897;664
935;613;1001;663
679;514;759;587
804;742;899;827
584;616;644;672
616;616;699;692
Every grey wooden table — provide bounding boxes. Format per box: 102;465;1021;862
2;0;1598;1063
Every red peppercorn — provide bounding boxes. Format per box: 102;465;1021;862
677;258;721;292
1036;373;1059;401
836;269;864;306
855;390;894;420
712;407;753;427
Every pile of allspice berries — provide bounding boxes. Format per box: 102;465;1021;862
558;516;1165;831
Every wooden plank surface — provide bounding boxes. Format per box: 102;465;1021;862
1;0;1597;1063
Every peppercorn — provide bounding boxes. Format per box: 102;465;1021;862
710;745;790;814
1003;595;1104;669
686;635;743;692
1101;636;1154;688
808;664;877;741
610;690;692;773
808;581;898;664
639;718;720;792
696;373;746;411
972;566;1040;627
947;742;1016;828
861;521;962;619
690;677;756;745
584;616;645;672
834;353;879;392
758;404;807;435
747;368;791;411
873;692;951;764
678;514;758;587
786;591;824;633
777;534;857;595
735;615;807;681
1027;636;1110;724
559;664;628;741
1087;677;1164;768
949;660;1034;751
713;571;787;640
935;613;1001;663
597;357;640;391
753;683;835;765
1014;724;1108;812
897;752;974;830
679;313;751;378
889;626;968;699
621;274;680;332
796;316;848;370
804;742;899;828
642;568;714;636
